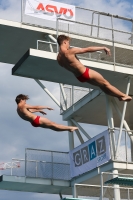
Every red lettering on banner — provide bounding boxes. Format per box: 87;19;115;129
46;5;58;13
59;8;73;17
37;3;45;10
58;7;67;15
68;9;73;17
36;3;74;19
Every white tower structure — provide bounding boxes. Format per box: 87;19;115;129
0;0;133;199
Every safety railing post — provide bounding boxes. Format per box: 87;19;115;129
131;22;133;45
10;162;12;176
21;0;23;23
111;15;116;68
73;184;77;198
125;130;128;162
25;149;27;177
72;86;74;106
100;172;103;200
51;152;53;185
97;13;100;38
35;161;37;177
56;17;59;53
91;12;94;36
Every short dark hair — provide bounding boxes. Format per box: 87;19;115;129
57;35;70;46
15;94;29;104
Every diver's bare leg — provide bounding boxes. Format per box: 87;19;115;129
88;69;132;101
39;117;78;132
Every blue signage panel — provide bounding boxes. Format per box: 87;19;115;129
69;130;110;178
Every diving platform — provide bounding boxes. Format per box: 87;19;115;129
0;175;71;194
12;49;133;91
0;166;132;195
1;159;133;192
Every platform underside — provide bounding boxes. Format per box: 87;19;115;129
0;175;71;194
62;90;133;129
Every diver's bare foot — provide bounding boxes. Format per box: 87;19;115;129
119;95;132;102
70;127;78;132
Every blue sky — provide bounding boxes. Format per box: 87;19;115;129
0;0;133;199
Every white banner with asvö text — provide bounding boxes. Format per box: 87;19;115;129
69;130;111;178
25;0;75;21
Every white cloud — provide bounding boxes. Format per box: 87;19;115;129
0;0;21;21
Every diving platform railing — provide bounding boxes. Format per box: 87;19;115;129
37;33;133;70
27;1;133;70
56;17;133;70
0;149;71;179
3;136;133;179
1;167;133;199
60;85;92;111
21;0;133;47
73;173;133;199
2;4;133;67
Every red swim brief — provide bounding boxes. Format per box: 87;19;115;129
31;116;40;127
77;68;90;82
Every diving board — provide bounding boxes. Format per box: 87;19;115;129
12;48;133;92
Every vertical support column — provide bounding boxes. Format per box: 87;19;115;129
100;172;104;200
115;77;131;159
68;120;74;150
105;95;115;159
131;136;133;161
111;97;133;161
112;169;120;200
73;184;78;198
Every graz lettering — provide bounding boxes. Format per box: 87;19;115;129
73;136;106;167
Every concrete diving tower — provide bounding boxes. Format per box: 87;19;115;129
1;6;133;199
9;12;133;160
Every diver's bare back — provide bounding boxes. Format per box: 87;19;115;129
17;104;36;122
57;49;86;77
